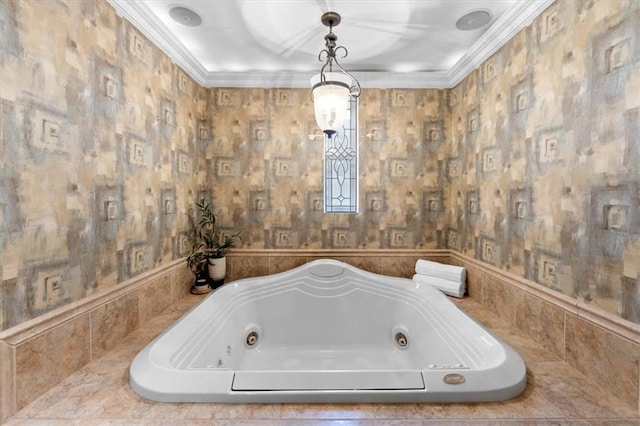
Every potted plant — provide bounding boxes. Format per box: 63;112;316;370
186;249;211;294
186;198;240;290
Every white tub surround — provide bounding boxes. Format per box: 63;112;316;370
130;259;526;403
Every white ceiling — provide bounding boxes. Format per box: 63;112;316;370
107;0;553;89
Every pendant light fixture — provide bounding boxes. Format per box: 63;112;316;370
311;12;361;137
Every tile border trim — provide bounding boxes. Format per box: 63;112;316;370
0;258;185;345
450;251;640;345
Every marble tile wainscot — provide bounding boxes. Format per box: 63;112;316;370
2;248;639;422
0;259;193;423
449;251;640;413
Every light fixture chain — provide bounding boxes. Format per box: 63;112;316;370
316;16;361;97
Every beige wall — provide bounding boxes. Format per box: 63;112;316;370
207;87;446;250
445;0;639;323
1;0;638;331
0;0;208;330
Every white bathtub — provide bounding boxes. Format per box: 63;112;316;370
130;259;526;403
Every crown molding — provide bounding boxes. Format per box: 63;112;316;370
447;0;555;87
201;71;451;89
106;0;553;90
106;0;209;85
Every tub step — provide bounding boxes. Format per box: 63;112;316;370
232;370;425;391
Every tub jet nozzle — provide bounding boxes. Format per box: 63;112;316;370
395;332;408;348
246;331;259;348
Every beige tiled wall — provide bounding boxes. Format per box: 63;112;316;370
0;259;191;422
452;251;640;413
1;251;638;422
564;314;639;410
225;250;449;282
514;291;566;359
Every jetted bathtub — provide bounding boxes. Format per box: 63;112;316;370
130;259;526;403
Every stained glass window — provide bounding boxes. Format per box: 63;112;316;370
324;97;358;213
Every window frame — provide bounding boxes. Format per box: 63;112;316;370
323;96;359;214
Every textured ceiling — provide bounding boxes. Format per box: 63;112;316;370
107;0;553;88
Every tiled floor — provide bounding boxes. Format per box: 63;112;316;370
5;295;639;425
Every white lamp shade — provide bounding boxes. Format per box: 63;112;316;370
311;72;351;135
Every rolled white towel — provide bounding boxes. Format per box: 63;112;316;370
415;259;466;283
412;274;466;298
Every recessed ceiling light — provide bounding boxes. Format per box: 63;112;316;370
455;9;492;31
169;6;202;27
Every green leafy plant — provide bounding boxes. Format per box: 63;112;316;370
186;198;240;275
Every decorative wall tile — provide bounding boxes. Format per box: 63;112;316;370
389;158;410;178
538;5;561;43
215;156;240;178
534;127;563;168
93;58;122;119
510;76;533;124
330;228;356;248
532;248;562;289
127;30;150;64
272;228;297;249
126;134;151;168
215;89;240;106
482;59;497;84
126;242;150;277
480;147;500;175
467;189;480;218
95;185;124;245
176;150;192;174
365;191;385;213
160;188;176;233
390;90;413;107
467;109;479;134
509;187;532;237
447;158;460;180
478;235;500;267
589;16;638;101
423;190;442;219
445;228;462;252
388;229;411;248
364;121;385;142
198;119;211;142
273;157;295;178
424;121;443;144
250;120;269;143
273;90;291;107
28;107;70;155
